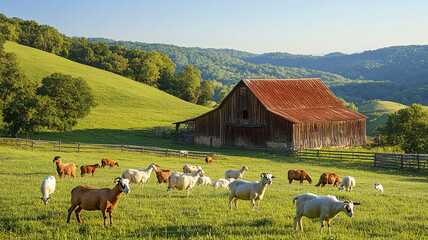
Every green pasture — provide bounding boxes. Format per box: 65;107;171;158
0;145;427;239
3;42;209;142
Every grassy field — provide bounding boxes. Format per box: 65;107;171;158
1;145;427;239
3;42;209;143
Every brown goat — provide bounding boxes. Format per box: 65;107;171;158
53;156;77;179
154;165;173;184
315;172;341;187
101;158;119;169
205;156;213;164
288;169;312;184
80;164;101;177
67;177;130;226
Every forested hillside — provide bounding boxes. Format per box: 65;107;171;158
89;38;427;105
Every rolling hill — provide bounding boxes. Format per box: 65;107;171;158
3;41;210;143
358;100;428;136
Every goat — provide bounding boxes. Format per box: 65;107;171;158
338;176;356;192
67;177;130;226
225;166;249;179
101;158;119;169
167;169;205;197
205;156;213;164
154;164;173;184
40;176;56;205
293;193;360;234
315;172;341;187
121;163;158;188
229;173;275;211
212;178;235;189
374;183;384;194
80;164;100;177
53;156;77;179
288;169;312;184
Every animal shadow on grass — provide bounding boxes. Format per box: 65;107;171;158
130;224;214;238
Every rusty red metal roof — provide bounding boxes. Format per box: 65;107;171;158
242;78;367;123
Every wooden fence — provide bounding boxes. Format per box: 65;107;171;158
298;149;375;162
299;149;427;171
374;153;427;171
0;137;221;159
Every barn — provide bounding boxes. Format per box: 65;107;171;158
174;78;367;151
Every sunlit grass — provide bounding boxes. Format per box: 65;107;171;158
0;145;427;239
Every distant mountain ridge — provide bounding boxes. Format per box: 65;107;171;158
88;38;427;106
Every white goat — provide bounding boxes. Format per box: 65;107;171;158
292;193;360;234
40;176;56;205
212;178;235;189
374;183;384;194
338;176;356;192
167;169;205;197
225;166;249;179
121;163;158;188
182;164;202;173
196;176;212;186
179;150;189;158
229;173;275;211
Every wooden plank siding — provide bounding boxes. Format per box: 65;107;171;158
293;119;366;150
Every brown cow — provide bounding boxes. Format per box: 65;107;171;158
288;170;312;184
315;172;341;187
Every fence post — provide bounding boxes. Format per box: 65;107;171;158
374;153;377;167
166;149;169;156
142;146;145;154
121;144;124;153
78;142;80;152
400;154;404;169
417;154;420;171
316;150;319;158
54;143;56;151
59;140;62;152
31;141;34;150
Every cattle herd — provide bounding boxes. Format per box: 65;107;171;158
41;155;384;233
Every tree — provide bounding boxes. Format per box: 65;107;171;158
174;65;202;103
197;79;214;106
36;73;97;131
377;104;428;154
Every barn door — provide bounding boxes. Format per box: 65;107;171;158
223;125;267;148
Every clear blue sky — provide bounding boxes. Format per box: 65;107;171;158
2;0;428;55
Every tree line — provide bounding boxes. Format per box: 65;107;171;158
0;14;216;106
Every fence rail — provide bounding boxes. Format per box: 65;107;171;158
0;137;220;159
298;149;427;171
375;153;427;171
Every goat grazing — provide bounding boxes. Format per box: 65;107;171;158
229;173;275;211
154;165;173;184
80;164;101;177
315;172;341;187
338;176;356;192
288;169;312;184
183;164;202;173
67;177;130;226
374;183;384;194
53;156;78;179
40;176;56;205
179;150;189;158
101;158;119;169
196;176;212;186
212;178;235;189
167;169;205;197
121;163;158;188
293;193;360;234
225;166;249;179
205;156;213;164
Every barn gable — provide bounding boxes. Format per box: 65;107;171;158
174;78;367;150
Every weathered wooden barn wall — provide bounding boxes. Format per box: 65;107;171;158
292;119;366;150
